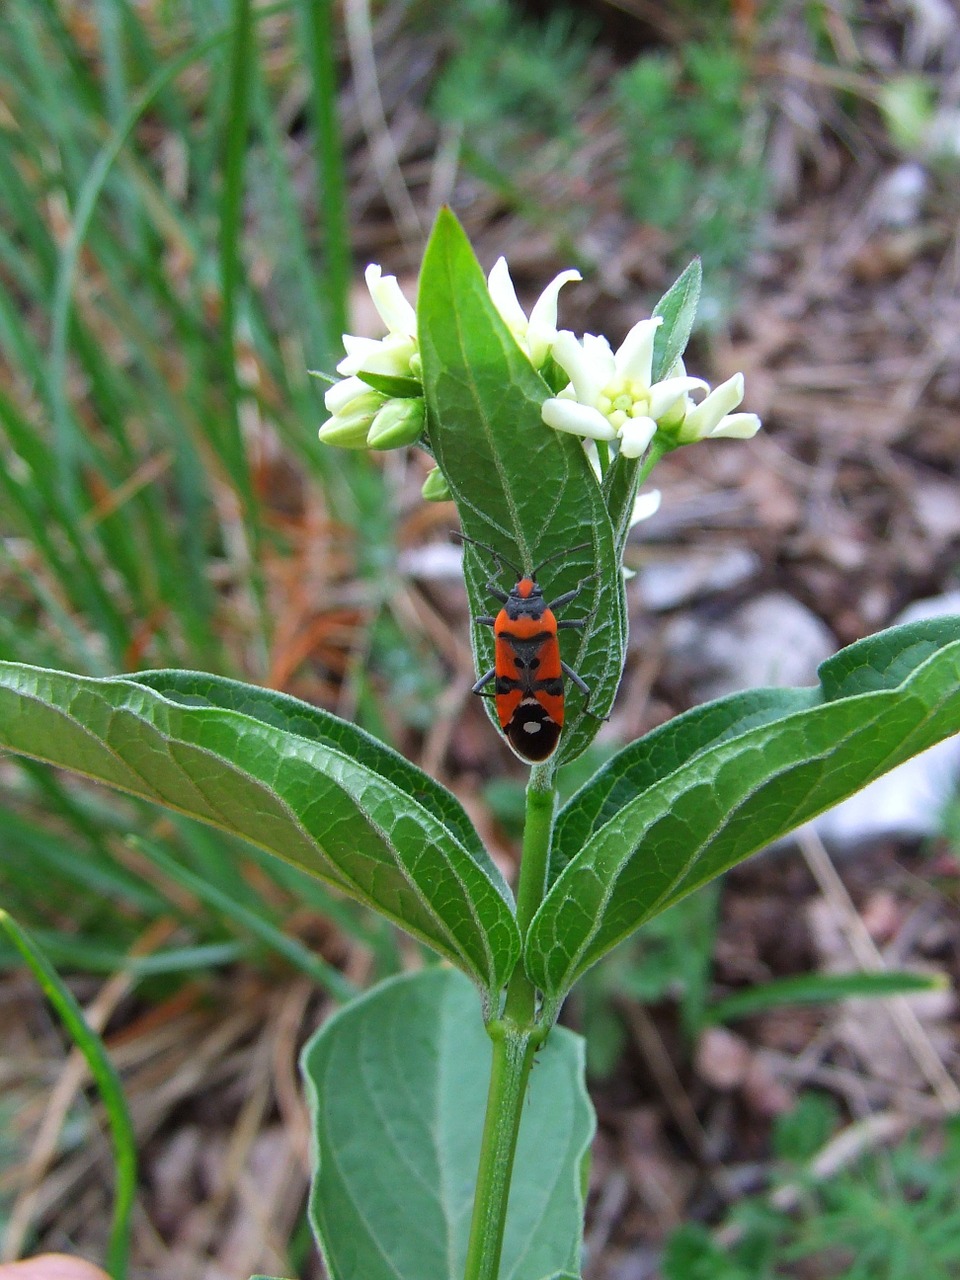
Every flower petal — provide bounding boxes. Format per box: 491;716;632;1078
614;316;662;385
487;257;528;332
707;412;762;439
364;263;417;337
526;268;581;366
336;335;382;375
552;330;610;406
339;334;417;378
680;372;745;441
324;375;371;415
618;415;657;457
648;375;709;422
542;396;617;441
630;488;662;527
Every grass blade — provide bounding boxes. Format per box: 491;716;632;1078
297;0;350;341
706;969;946;1025
0;908;137;1280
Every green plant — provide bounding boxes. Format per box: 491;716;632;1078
614;41;768;301
0;0;401;996
665;1108;960;1280
429;0;595;206
2;210;958;1280
0;910;136;1279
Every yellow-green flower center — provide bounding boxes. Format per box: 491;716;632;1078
597;378;651;429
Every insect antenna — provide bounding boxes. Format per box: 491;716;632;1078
452;530;524;579
531;540;593;580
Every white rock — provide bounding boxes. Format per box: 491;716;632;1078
665;592;836;702
813;591;960;847
635;547;759;611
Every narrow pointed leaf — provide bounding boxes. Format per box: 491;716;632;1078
651;257;701;382
302;968;594;1280
527;619;960;1008
0;909;136;1280
0;663;519;1000
356;371;423;398
418;209;624;765
706;969;945;1026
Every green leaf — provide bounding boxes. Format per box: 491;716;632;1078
418;208;624;766
527;618;960;1009
356;370;424;398
302;968;594;1280
0;663;519;1002
706;969;945;1025
651;257;702;381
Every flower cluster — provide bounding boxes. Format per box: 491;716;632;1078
317;257;760;498
541;317;760;459
317;258;584;499
316;265;424;452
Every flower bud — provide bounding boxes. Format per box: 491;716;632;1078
421;466;451;502
366;397;425;450
317;391;385;449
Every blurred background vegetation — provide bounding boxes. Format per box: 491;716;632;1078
2;1;960;1276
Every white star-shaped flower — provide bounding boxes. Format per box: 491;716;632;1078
335;264;419;380
487;257;582;369
541;318;707;457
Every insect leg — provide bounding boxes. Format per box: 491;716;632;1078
546;572;598;612
560;660;591;698
472;667;496;694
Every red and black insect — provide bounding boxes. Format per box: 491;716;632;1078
458;533;595;763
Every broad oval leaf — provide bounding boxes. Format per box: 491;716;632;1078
0;663;519;1001
418;209;624;766
302;967;594;1280
526;618;960;1008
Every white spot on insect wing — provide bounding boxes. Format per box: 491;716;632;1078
522;720;542;734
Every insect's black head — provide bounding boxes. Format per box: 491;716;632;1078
504;576;545;620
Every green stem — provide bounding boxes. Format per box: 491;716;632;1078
636;434;672;486
515;764;556;936
462;1020;539;1280
504;764;556;1024
464;765;558;1279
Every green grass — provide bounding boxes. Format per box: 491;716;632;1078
0;908;138;1279
665;1108;960;1280
0;0;395;995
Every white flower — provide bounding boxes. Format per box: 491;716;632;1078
541;318;707;458
487;257;582;369
318;264;423;450
630;487;662;527
673;372;761;443
335;264;419;380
